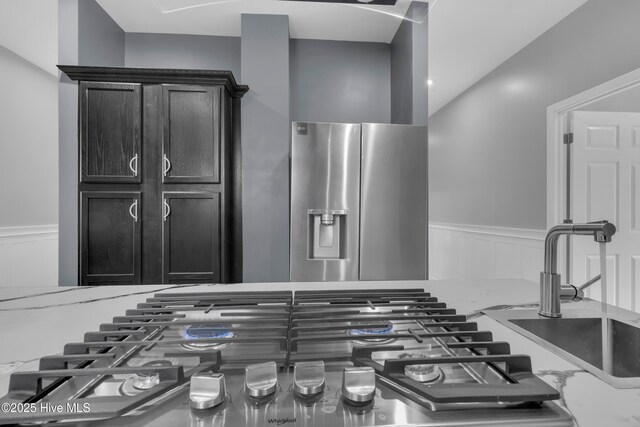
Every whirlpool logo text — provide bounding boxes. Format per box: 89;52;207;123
267;417;296;425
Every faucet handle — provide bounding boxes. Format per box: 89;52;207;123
578;274;601;291
561;274;601;303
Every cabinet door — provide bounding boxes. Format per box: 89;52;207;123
81;82;141;183
81;192;141;285
162;192;221;283
162;85;221;183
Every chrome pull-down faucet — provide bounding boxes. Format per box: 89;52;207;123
539;221;616;318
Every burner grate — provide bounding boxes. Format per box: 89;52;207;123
351;345;560;406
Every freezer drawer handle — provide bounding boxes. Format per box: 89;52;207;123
129;153;139;177
129;199;139;222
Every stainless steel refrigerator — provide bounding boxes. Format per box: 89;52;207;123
290;122;428;281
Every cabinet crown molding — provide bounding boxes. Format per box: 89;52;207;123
58;65;249;98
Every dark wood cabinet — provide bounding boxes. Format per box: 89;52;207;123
162;192;221;283
81;82;141;183
81;191;141;284
162;85;221;183
61;66;248;286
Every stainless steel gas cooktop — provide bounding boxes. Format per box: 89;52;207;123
0;288;572;426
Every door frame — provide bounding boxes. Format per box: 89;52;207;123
547;67;640;278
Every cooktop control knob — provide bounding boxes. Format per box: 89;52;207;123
190;372;226;409
245;361;278;398
293;361;325;397
342;366;376;404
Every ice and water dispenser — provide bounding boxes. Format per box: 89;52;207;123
308;209;347;259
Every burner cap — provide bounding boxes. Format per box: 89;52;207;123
398;353;442;383
182;324;236;351
120;360;173;396
185;324;235;340
348;321;393;336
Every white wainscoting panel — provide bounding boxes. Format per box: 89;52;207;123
429;223;546;283
0;225;58;287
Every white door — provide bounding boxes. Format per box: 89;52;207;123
571;111;640;311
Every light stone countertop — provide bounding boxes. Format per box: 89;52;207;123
1;279;639;426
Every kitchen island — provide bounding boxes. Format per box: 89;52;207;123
0;279;638;426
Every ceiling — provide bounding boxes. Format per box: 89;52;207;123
96;0;589;115
96;0;414;43
428;0;588;115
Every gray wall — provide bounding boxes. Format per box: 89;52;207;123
78;0;124;66
58;0;124;286
241;14;291;282
390;3;428;126
290;39;389;123
390;19;412;124
411;8;428;126
125;33;240;76
429;0;640;229
0;46;58;226
58;0;79;287
0;0;58;229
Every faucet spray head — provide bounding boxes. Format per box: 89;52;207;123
594;221;616;243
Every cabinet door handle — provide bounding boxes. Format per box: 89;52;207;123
129;154;139;177
129;199;139;222
163;199;171;221
163;154;171;177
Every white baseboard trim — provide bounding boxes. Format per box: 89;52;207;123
429;222;545;283
0;225;58;287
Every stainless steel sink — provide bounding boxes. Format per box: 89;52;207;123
485;308;640;388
